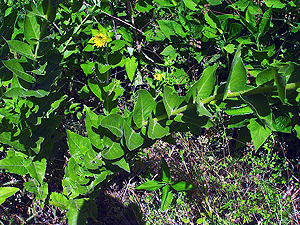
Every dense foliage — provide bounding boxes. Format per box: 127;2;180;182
0;0;300;223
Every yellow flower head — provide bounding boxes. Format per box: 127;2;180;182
154;72;165;81
92;32;109;48
89;25;112;48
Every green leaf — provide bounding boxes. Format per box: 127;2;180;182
246;1;261;25
135;0;154;12
186;63;218;102
161;185;173;211
136;180;165;191
239;16;257;33
125;57;138;82
274;69;286;104
49;192;69;211
182;0;198;11
161;158;171;183
258;8;272;38
4;88;49;98
24;15;41;45
247;118;272;150
0;132;26;151
256;67;276;86
232;0;249;11
24;179;48;201
133;90;156;128
264;0;285;9
102;136;124;160
272;107;291;133
101;114;124;138
85;106;104;149
84;150;103;170
2;59;35;83
161;45;176;58
67;199;97;225
295;124;300;139
24;158;46;184
112;157;130;172
88;79;104;100
6;40;36;61
207;0;222;5
240;93;273;130
171;181;196;191
154;0;175;7
0;156;28;175
123;121;143;151
223;45;246;99
228;23;243;41
0;187;19;205
80;62;95;75
67;130;92;161
163;86;183;118
111;40;127;53
148;117;170;139
158;20;186;40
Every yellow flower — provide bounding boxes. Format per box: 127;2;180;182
154;72;165;81
91;32;109;48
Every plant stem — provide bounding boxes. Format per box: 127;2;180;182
150;81;300;125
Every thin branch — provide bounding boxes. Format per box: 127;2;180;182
100;10;144;35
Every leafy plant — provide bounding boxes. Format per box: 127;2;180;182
0;0;300;223
136;158;195;211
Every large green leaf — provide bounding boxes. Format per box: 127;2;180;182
161;158;171;183
84;150;103;170
161;185;173;211
85;106;104;149
2;59;35;83
24;158;46;184
240;93;273;130
258;8;272;38
224;52;247;99
136;180;165;191
264;0;285;9
133;90;156;128
67;199;97;225
186;63;218;102
163;86;183;117
67;130;92;161
49;192;69;211
0;132;26;151
247;118;272;150
6;40;36;61
4;88;49;98
182;0;198;10
158;20;186;40
171;181;196;191
148;117;169;139
125;57;138;82
88;79;105;100
0;156;28;175
24;15;41;45
102;136;124;160
0;187;19;205
123;121;143;151
112;157;130;172
256;67;276;86
101;114;124;138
